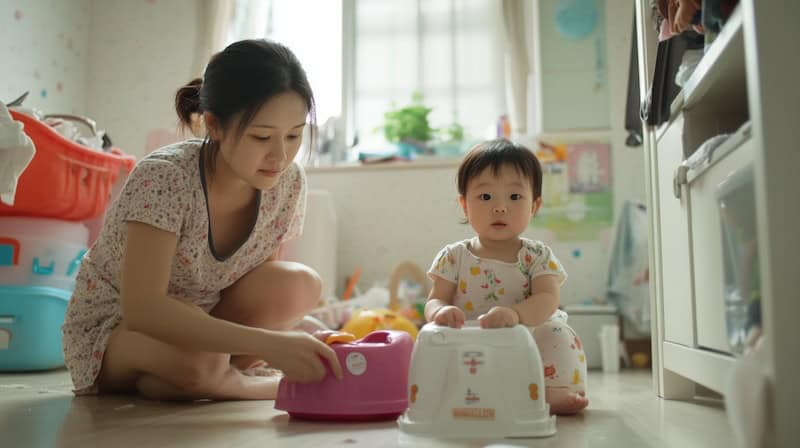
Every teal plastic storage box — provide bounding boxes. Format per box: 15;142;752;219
0;286;70;371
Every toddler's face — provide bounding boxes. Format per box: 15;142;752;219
460;165;540;242
216;92;308;190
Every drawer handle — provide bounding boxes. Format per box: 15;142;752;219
673;164;689;199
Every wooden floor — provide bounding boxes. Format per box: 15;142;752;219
0;369;733;447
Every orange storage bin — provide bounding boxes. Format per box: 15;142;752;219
0;110;136;221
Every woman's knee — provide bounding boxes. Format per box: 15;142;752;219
221;262;321;317
291;264;322;309
257;263;321;316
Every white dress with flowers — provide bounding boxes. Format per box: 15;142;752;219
428;238;567;321
427;237;587;393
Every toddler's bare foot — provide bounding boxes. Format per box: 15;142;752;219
546;387;589;415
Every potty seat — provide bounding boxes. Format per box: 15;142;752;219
275;330;413;421
398;322;556;438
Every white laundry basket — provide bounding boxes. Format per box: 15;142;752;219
0;217;88;291
398;322;556;439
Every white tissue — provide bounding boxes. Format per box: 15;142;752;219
0;102;36;206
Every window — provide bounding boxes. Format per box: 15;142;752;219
228;0;343;125
227;0;508;163
354;0;505;146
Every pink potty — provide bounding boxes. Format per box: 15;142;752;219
275;330;414;421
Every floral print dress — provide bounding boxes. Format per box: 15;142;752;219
62;140;306;394
428;238;567;321
427;237;587;393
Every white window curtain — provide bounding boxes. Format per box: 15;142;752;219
224;0;342;125
192;0;235;78
500;0;533;136
353;0;510;144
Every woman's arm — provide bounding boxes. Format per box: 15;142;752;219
120;222;341;379
121;222;268;354
510;275;561;327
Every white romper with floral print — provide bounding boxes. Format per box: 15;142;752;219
61;140;306;394
427;237;588;391
427;238;567;321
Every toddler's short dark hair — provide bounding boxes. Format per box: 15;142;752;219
456;139;543;200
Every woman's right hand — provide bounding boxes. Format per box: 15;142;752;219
262;331;343;383
433;305;466;328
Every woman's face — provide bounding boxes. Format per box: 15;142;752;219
211;91;308;190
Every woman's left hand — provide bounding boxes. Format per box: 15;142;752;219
478;306;520;329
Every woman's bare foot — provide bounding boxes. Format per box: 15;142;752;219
136;369;281;401
546;387;589;415
239;360;283;377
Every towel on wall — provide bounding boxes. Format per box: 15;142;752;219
0;102;36;206
606;200;651;335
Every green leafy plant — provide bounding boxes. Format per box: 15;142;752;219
439;122;464;142
379;91;435;144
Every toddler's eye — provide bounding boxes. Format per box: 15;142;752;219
479;193;492;201
510;194;522;200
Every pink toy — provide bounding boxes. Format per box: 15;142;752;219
275;330;414;421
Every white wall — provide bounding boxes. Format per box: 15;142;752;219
306;0;645;306
307;160;623;305
87;0;200;157
1;0;91;115
1;0;645;306
307;162;471;298
1;0;200;157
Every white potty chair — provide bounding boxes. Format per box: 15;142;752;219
398;322;556;439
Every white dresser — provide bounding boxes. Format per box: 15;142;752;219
634;1;799;446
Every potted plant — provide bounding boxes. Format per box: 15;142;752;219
379;92;435;156
433;122;466;157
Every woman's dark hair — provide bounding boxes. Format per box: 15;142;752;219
457;139;543;200
175;39;316;171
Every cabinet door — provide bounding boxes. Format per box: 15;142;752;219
656;116;695;347
689;138;755;354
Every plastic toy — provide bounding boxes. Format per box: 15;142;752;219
341;308;418;341
275;330;414;421
398;322;556;438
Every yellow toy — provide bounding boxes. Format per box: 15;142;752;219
341;308;419;341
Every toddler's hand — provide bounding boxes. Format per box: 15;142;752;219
262;331;343;383
478;306;519;329
433;306;466;328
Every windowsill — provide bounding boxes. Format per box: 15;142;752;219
305;156;462;173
